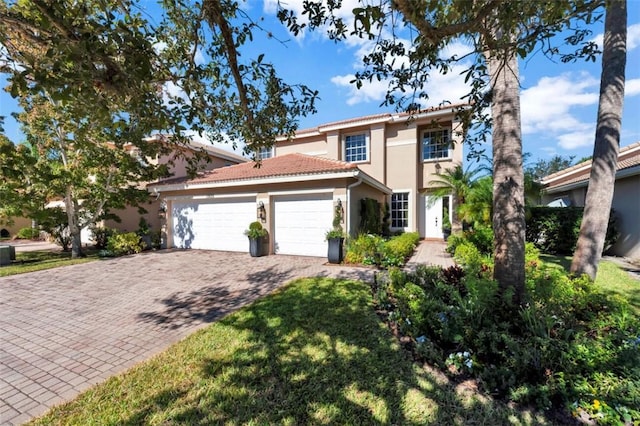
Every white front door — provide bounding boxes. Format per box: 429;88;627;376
171;198;255;251
424;196;443;239
274;193;333;257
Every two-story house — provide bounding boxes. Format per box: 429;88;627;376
151;103;467;257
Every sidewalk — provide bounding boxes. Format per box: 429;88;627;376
405;240;455;270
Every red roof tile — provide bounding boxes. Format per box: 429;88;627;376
152;153;358;187
543;141;640;190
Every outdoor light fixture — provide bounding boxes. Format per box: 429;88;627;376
158;201;167;219
257;201;267;223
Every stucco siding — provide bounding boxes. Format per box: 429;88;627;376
0;216;32;237
348;183;388;236
276;136;327;157
611;175;640;260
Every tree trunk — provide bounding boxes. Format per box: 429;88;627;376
571;0;626;280
64;189;84;259
488;48;526;304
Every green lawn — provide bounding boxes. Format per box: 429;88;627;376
540;254;640;314
29;278;547;425
0;249;99;277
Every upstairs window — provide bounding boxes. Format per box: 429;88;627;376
344;133;368;163
258;146;273;159
391;192;409;228
422;129;451;161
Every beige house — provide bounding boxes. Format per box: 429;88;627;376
151;104;467;257
541;141;640;260
101;137;248;237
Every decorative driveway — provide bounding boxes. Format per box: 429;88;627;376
0;250;374;425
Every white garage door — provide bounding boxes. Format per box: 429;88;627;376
274;193;334;257
172;198;255;252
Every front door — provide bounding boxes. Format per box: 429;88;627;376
424;196;443;239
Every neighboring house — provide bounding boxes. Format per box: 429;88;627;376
541;141;640;260
0;216;32;239
151;104;468;257
101;136;248;237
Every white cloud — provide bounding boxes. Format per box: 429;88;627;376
557;130;594;150
520;72;601;151
625;78;640;96
521;72;598;134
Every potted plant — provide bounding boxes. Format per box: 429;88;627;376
326;202;345;264
244;221;268;257
442;208;452;240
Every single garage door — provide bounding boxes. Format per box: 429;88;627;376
172;198;255;252
274;193;334;257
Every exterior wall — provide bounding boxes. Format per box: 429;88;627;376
0;216;32;238
275;135;328;156
156;152;232;178
611;175;640;260
103;198;163;234
348;183;388;236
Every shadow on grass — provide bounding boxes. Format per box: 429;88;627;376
127;278;546;425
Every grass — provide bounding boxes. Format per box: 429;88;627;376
0;249;99;277
29;277;547;425
540;254;640;314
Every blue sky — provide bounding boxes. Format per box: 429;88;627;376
2;0;639;165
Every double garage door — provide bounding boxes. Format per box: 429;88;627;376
171;193;334;257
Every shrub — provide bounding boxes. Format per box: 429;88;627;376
244;221;267;239
359;198;382;234
464;224;493;255
16;227;40;239
106;232;143;256
381;232;420;267
91;226;114;249
345;233;383;265
526;207;618;255
344;232;419;268
373;258;640;423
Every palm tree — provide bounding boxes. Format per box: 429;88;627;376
428;164;484;232
458;175;493;226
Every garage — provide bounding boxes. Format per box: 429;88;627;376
171;197;255;252
273;193;334;257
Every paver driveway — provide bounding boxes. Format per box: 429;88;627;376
0;250;373;425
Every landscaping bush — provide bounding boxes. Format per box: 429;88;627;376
106;232;143;256
373;261;640;424
344;232;420;268
526;207;618;255
90;226;114;249
446;225;493;256
381;232;420;267
16;227;40;239
344;233;384;265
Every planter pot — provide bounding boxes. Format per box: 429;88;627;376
249;237;264;257
327;237;344;264
443;229;452;240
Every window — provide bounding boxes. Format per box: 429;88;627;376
422;129;451;160
344;133;368;162
391;192;409;228
258;146;273;159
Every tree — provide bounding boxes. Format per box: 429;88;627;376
571;0;626;279
524;154;576;205
279;0;601;302
428;164;484;232
1;0;318;256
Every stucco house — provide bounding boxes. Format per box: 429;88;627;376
150;103;468;257
101;136;248;236
541;141;640;260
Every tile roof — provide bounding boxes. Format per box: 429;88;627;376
152;153;358;187
542;141;640;190
291;102;471;136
